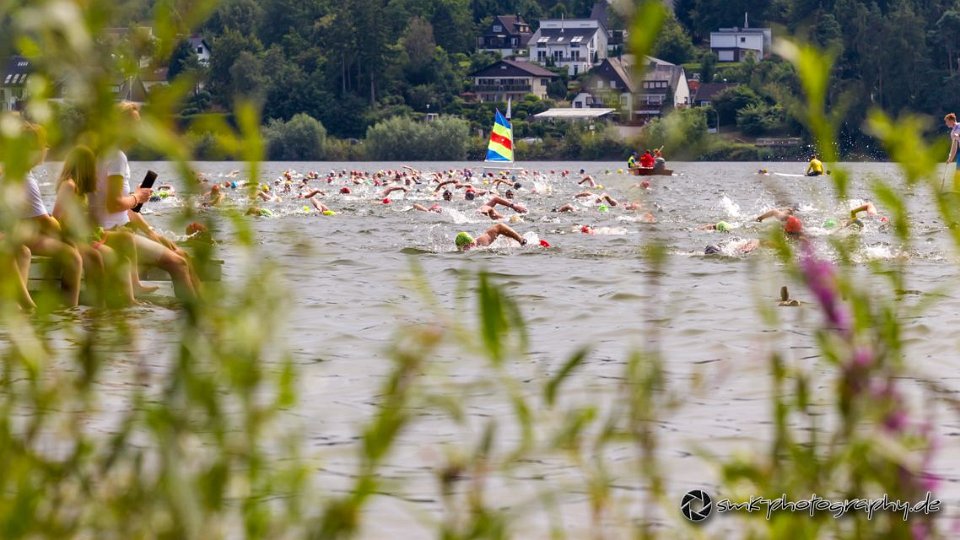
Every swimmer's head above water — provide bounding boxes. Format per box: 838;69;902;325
455;232;475;251
704;244;721;255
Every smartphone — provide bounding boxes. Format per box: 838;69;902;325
132;170;158;213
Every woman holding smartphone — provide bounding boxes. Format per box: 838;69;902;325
94;102;197;301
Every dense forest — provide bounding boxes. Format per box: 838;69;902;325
46;0;960;158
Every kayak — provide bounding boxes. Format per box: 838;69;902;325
630;167;673;176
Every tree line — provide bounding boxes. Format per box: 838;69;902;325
111;0;960;159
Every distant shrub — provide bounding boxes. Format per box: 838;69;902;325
262;113;327;161
364;115;470;160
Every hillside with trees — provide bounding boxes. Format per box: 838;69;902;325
100;0;960;159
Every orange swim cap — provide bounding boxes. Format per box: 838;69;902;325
785;216;802;234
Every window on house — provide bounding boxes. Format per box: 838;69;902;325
571;50;580;61
740;37;746;43
538;51;546;62
610;80;616;89
541;79;547;86
493;25;502;32
597;80;604;88
197;47;203;54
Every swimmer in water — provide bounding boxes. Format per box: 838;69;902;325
478;195;527;220
698;221;732;232
455;223;527;251
754;206;797;223
704;238;761;256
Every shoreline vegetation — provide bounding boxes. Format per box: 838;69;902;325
99;109;856;163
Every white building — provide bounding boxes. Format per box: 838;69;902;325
528;19;608;77
188;34;212;65
709;18;771;63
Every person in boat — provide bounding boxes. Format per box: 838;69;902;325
639;150;656;169
805;154;824;176
455;223;527;251
627;151;639;170
653;147;666;171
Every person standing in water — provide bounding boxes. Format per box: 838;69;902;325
805;154;824;176
945;113;960;188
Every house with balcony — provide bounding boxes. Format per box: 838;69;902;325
469;59;557;103
580;56;689;124
1;56;31;112
477;15;533;59
709;16;772;62
527;18;607;76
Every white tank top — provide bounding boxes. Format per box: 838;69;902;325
95;150;130;229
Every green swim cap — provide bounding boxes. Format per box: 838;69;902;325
823;218;837;229
322;210;336;216
259;208;274;217
455;232;474;249
715;221;730;232
598;204;609;212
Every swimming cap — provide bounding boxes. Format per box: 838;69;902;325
704;244;721;255
322;210;336;216
784;216;802;234
340;186;351;194
598;204;609;212
715;221;730;232
640;180;650;189
617;168;623;174
382;198;390;204
823;218;837;229
259;208;274;217
581;225;592;234
302;205;311;212
230;181;237;189
539;239;551;247
455;232;474;249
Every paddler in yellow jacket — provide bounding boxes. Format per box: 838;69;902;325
627;151;639;170
805;154;824;176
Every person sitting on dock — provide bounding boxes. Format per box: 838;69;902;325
455;223;527;251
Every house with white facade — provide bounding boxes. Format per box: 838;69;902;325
188;34;212;65
1;56;30;112
709;17;772;62
528;18;608;76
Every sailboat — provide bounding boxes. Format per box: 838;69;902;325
483;99;522;170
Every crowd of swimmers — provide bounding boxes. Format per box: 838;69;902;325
4;111;895;311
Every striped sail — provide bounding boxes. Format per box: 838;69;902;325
485;109;514;163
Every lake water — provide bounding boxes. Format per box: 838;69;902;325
22;160;960;536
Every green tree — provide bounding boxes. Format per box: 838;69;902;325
712;84;763;126
263;113;328;160
653;15;695;64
